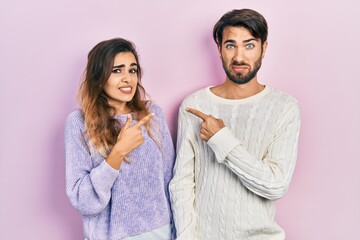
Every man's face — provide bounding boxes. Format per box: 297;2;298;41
219;26;267;85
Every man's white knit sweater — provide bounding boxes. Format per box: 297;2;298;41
169;86;300;240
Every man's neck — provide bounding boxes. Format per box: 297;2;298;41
210;78;265;100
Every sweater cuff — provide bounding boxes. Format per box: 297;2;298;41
91;160;119;190
207;127;241;163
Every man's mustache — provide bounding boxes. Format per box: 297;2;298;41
232;61;250;67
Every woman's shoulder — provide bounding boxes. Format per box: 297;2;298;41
65;109;85;130
147;101;164;116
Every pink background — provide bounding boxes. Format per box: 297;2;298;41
1;0;359;239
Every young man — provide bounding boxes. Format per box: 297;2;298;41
169;9;300;240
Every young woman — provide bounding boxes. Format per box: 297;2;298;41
65;38;175;240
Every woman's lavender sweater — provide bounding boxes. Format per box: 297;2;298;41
64;103;175;240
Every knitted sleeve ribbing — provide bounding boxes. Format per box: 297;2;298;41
64;111;119;216
207;103;301;200
169;104;197;240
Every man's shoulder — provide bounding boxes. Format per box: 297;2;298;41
268;87;299;107
181;87;209;105
265;87;300;119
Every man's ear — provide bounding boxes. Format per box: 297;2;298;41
262;41;268;59
217;44;222;58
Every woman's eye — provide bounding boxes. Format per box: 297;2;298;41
246;43;254;49
112;69;121;73
130;69;138;74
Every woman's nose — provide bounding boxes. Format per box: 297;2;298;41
121;73;132;83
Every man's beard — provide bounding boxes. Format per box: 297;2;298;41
222;57;262;85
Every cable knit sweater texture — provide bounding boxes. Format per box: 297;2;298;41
169;86;300;240
65;103;175;240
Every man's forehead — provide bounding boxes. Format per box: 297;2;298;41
222;26;257;42
223;26;254;37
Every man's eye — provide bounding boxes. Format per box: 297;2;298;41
130;69;138;74
112;69;121;73
246;44;254;49
226;45;235;49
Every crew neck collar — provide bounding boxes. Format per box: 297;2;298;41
205;85;270;104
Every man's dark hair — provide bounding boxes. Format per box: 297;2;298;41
213;9;268;46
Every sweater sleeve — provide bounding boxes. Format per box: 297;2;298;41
64;111;119;216
152;104;175;191
207;103;301;200
150;104;176;216
169;104;197;240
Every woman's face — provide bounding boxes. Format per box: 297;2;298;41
103;52;138;114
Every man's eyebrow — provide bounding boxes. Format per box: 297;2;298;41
223;38;259;45
223;39;236;44
243;38;258;43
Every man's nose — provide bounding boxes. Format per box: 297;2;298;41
233;49;244;62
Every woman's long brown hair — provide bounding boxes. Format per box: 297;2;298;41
78;38;151;156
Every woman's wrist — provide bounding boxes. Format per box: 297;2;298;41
106;149;126;170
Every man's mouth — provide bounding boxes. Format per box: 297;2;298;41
232;65;249;71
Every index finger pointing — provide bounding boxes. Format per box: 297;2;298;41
123;114;132;129
135;113;154;127
186;108;209;120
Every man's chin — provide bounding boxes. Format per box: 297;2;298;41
228;76;252;85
